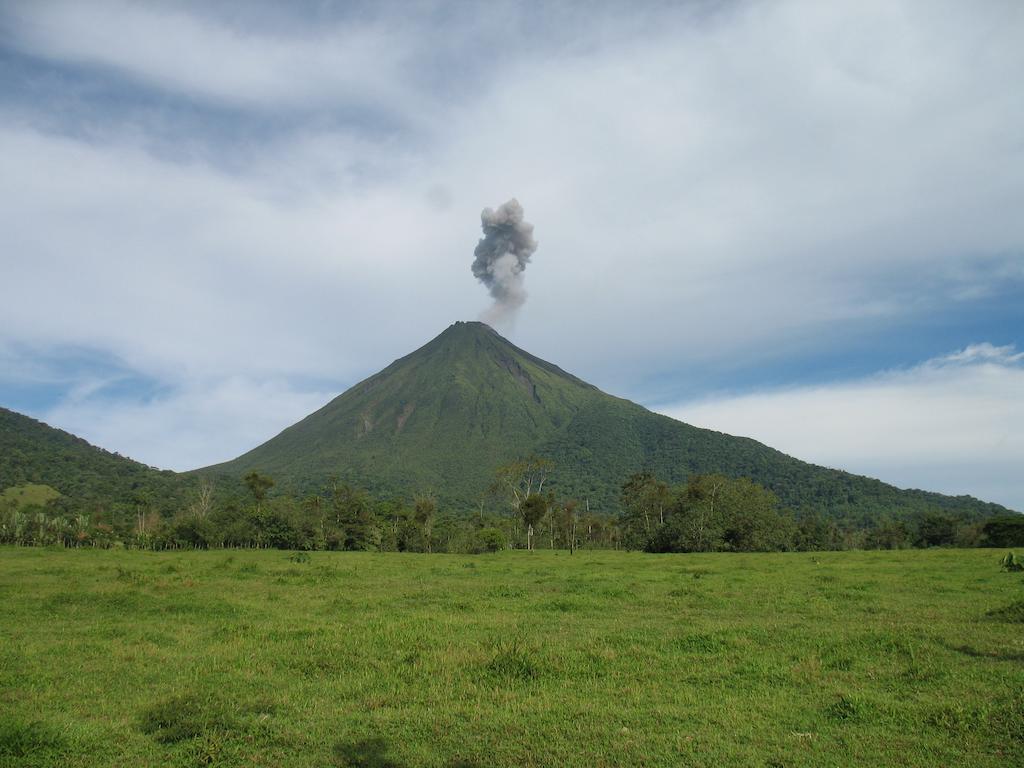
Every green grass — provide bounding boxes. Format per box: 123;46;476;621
1;547;1022;767
0;483;61;510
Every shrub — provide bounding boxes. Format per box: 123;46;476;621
1000;551;1023;572
471;527;507;553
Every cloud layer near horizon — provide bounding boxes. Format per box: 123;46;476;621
1;1;1022;506
660;345;1024;510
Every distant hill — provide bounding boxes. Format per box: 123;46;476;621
201;321;1015;522
0;407;187;514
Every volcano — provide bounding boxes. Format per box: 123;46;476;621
200;322;1012;520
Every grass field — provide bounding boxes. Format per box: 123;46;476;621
0;484;60;511
1;547;1022;767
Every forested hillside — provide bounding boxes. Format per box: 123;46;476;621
0;407;188;516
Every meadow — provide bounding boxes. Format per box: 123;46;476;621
1;547;1022;767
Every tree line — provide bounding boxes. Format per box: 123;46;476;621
2;460;1022;553
618;470;1024;552
0;462;620;553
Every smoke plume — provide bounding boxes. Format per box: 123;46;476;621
471;198;537;326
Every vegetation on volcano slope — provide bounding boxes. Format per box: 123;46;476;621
200;322;1013;522
0;407;191;517
1;389;1015;553
0;483;61;510
2;547;1022;767
1;324;1014;542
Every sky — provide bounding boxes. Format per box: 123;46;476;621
1;0;1022;510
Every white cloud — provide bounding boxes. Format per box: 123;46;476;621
3;1;423;114
44;377;336;471
658;345;1024;511
936;343;1024;367
1;0;1022;481
0;123;476;384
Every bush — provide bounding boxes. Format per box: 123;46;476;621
984;517;1024;548
916;512;959;547
1000;551;1024;572
471;527;507;553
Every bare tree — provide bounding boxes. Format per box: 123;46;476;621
188;478;215;519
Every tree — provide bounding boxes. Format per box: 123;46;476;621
413;494;437;553
188;478;215;519
520;494;548;551
242;472;276;548
658;475;729;552
916;512;958;547
795;512;845;551
132;489;153;540
209;501;257;548
471;527;507;553
494;457;554;544
646;475;794;553
303;494;327;550
330;483;380;551
243;472;275;513
168;514;217;549
718;479;793;551
865;519;910;549
559;499;580;554
620;472;671;548
982;516;1024;548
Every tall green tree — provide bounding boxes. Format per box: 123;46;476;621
620;472;671;548
243;472;274;513
413;494;437;553
982;516;1024;547
330;483;380;551
916;512;958;547
520;493;548;551
647;475;795;553
865;519;911;549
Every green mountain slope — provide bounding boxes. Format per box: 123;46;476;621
202;322;1014;520
0;407;186;514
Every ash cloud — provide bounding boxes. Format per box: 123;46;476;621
471;198;537;326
